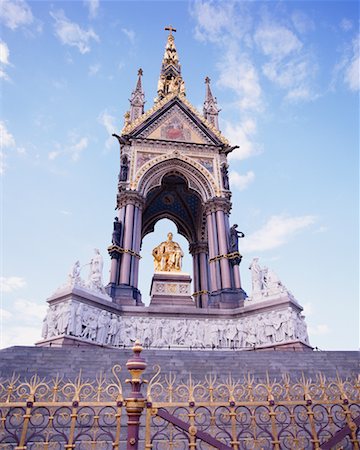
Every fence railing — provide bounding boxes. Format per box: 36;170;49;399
0;342;359;449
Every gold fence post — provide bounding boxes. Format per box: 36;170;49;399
125;340;147;450
15;394;34;450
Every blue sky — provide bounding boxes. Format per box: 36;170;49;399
0;0;358;350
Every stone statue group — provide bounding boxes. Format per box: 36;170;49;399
64;249;107;295
42;300;309;349
249;257;289;298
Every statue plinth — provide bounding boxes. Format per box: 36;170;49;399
149;271;195;308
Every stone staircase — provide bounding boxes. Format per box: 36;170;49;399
0;346;358;382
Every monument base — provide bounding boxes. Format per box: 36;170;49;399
149;271;195;308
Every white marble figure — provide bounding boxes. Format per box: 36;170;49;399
249;258;264;293
88;249;106;293
249;258;290;299
107;314;119;345
68;261;82;286
96;311;110;345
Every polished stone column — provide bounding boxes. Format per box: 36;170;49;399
216;209;231;289
206;212;218;292
119;203;135;284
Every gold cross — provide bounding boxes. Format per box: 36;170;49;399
165;25;177;36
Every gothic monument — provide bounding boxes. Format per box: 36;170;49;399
37;28;310;350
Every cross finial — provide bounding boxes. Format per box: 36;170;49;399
138;68;143;76
165;25;177;36
205;76;211;84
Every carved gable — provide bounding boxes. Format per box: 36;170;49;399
137;104;212;144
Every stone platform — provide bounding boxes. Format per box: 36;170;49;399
0;346;358;381
149;271;194;307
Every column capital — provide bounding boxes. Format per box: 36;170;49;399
117;189;145;210
189;242;208;255
204;197;232;215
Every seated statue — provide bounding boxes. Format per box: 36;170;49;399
152;232;184;272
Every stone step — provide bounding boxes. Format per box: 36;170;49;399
0;346;358;382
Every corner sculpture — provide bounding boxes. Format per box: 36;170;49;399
37;27;311;351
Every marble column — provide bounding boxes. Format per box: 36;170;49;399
206;212;218;292
119;203;135;284
216;209;231;289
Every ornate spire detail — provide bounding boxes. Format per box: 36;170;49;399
155;26;186;102
129;68;145;122
203;77;220;130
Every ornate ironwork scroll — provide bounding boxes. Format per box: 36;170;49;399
145;369;360;449
0;366;124;449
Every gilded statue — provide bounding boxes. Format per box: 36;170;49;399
152;232;184;272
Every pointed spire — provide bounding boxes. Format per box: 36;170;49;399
129;68;145;122
155;26;186;102
203;77;220;130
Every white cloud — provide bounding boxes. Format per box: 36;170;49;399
84;0;99;19
88;63;100;76
291;11;315;35
0;276;26;293
255;24;302;59
48;135;88;162
344;34;359;91
0;40;10;65
192;1;237;43
98;110;117;149
0;325;42;348
0;121;16;149
0;307;12;320
242;214;316;252
14;299;47;320
0;0;33;30
223;118;261;160
50;9;99;54
302;302;314;317
229;170;255;191
70;137;88;161
218;49;263;112
340;18;353;32
122;28;135;44
308;323;330;336
0;151;6;175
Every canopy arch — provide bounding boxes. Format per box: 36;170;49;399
136;155;216;202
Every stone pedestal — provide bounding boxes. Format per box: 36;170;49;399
149;272;195;308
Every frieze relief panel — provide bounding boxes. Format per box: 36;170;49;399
41;298;309;349
153;281;190;296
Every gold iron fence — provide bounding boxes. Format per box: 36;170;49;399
0;343;359;449
144;368;360;449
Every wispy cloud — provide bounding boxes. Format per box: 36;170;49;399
84;0;99;19
0;307;12;320
14;299;47;320
0;0;33;30
0;325;42;348
229;170;255;191
344;34;360;91
0;121;16;149
218;49;263;112
50;9;99;54
340;18;353;32
291;10;315;35
0;40;11;81
98;110;117;149
122;28;135;44
255;22;317;102
242;214;316;252
254;24;302;59
48;134;89;162
308;323;330;336
223;118;262;160
0;276;26;293
88;63;100;76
